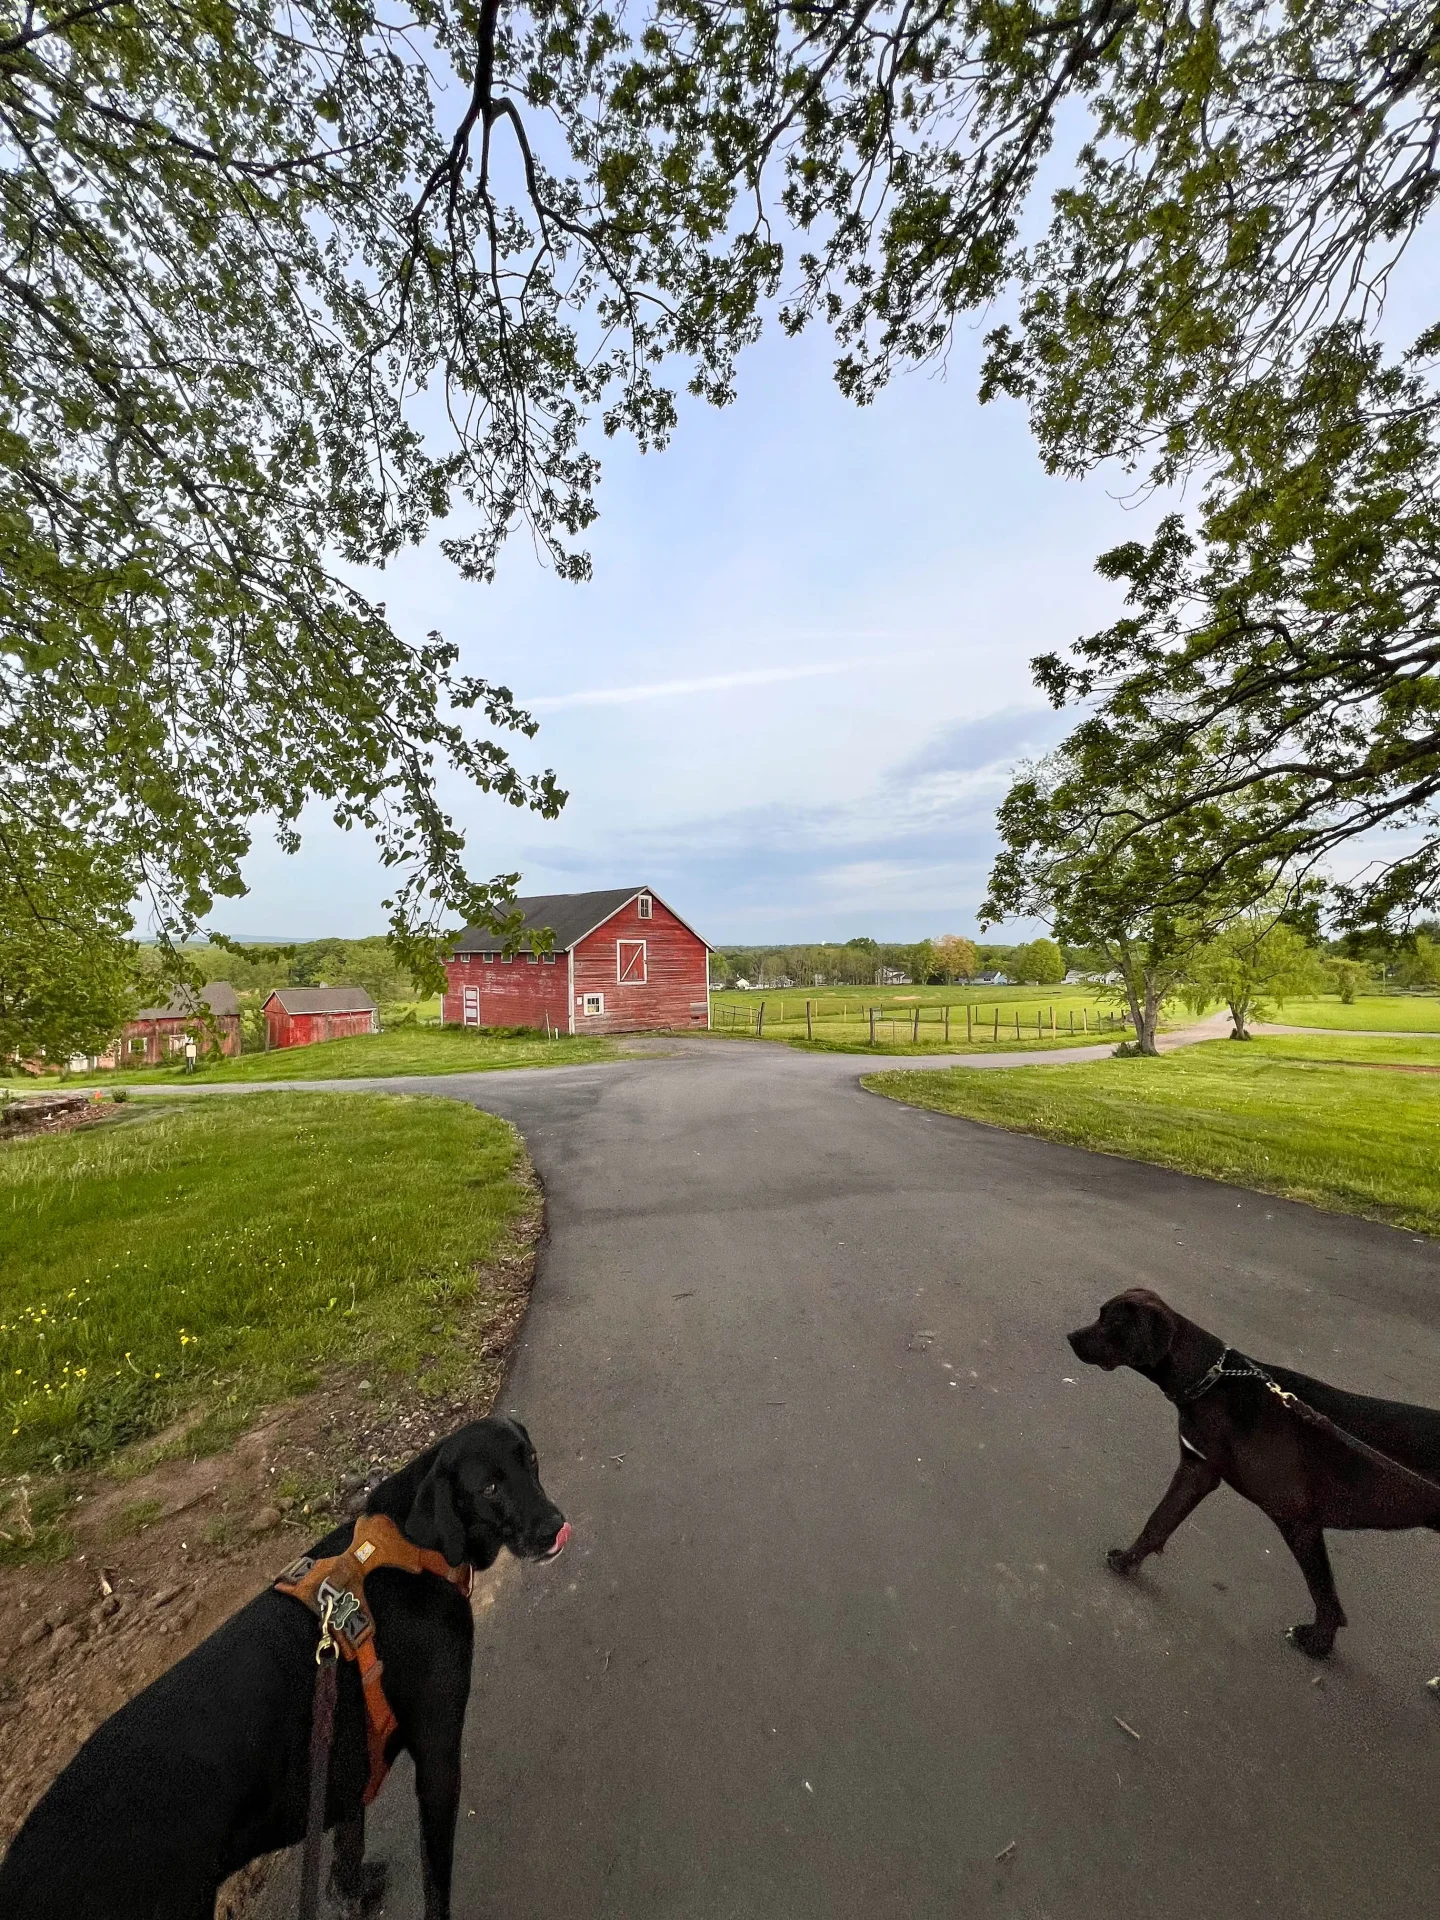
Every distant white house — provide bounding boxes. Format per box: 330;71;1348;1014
975;970;1012;985
875;966;910;986
1066;968;1124;986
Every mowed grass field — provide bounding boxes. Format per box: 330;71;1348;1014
709;982;1135;1052
867;1034;1440;1234
1262;994;1440;1032
12;1023;615;1092
0;1093;534;1492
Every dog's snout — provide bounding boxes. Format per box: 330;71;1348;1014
1068;1324;1108;1366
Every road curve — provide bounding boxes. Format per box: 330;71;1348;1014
242;1035;1440;1920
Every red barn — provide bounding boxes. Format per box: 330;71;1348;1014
442;888;710;1035
120;983;242;1066
263;986;378;1050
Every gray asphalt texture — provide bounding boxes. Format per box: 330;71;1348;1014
243;1036;1440;1919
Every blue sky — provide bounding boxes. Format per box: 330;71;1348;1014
225;311;1177;945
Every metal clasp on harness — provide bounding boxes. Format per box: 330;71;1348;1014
316;1578;367;1644
316;1592;340;1665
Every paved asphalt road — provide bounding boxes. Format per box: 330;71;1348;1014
242;1037;1440;1920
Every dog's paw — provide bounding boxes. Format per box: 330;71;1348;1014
1105;1547;1139;1576
329;1859;388;1916
1285;1623;1335;1660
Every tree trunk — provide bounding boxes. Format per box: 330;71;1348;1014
1228;995;1252;1039
1120;972;1161;1054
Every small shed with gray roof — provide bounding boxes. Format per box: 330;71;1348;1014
120;982;242;1065
262;986;378;1051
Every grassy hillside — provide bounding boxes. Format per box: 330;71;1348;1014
13;1024;616;1090
0;1093;534;1486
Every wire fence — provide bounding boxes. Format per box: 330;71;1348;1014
712;997;1132;1045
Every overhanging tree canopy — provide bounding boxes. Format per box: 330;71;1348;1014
9;0;1440;951
0;0;773;961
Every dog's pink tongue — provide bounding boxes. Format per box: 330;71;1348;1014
547;1521;572;1559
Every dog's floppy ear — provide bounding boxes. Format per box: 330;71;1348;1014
1114;1293;1177;1369
406;1459;467;1566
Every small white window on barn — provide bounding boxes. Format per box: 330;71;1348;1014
482;952;495;965
582;992;604;1016
527;953;539;963
542;952;556;964
129;1037;146;1055
502;953;513;964
637;893;652;919
617;940;647;984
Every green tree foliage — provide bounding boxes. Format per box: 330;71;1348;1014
1325;959;1373;1006
1031;334;1440;933
1182;913;1328;1040
0;817;139;1061
933;934;978;982
984;751;1265;1053
14;0;1438;959
1395;932;1440;989
0;0;769;960
1011;938;1065;986
603;1;1440;929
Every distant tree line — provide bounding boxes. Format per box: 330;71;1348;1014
164;938;422;1010
709;937;1074;989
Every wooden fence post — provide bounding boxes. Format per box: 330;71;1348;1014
993;1006;999;1041
966;1004;973;1042
1082;1007;1088;1032
1050;1005;1056;1034
1015;1009;1021;1038
944;1005;951;1043
912;1004;920;1043
806;1000;813;1040
757;1000;765;1038
869;1006;877;1045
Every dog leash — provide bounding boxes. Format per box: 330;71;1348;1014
1175;1347;1440;1500
297;1593;340;1920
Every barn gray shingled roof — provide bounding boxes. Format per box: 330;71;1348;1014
264;986;377;1014
130;982;242;1022
452;889;642;955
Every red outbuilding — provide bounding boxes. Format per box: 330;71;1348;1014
442;887;710;1035
117;982;242;1066
263;986;378;1050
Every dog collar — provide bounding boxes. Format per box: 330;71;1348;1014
1170;1346;1268;1405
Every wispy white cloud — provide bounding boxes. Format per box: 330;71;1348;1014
527;648;921;710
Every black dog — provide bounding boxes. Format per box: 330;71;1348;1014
0;1415;567;1920
1069;1289;1440;1658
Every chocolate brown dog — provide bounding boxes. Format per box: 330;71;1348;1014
1069;1289;1440;1657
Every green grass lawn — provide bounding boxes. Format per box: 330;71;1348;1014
1262;994;1440;1032
710;982;1135;1051
0;1093;534;1486
865;1034;1440;1234
11;1023;616;1091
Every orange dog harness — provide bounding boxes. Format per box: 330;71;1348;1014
275;1513;472;1803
